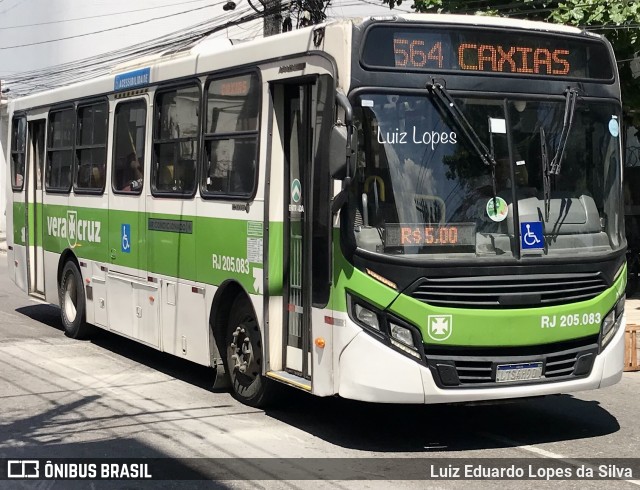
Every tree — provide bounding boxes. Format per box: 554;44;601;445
549;1;640;124
382;0;640;123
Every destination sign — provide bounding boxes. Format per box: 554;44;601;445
385;223;476;248
362;26;613;80
114;67;151;91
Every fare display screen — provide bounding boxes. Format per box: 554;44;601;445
362;26;613;80
385;223;476;249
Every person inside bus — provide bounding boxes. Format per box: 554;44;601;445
123;152;143;192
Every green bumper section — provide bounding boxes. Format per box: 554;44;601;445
334;245;626;347
388;266;625;347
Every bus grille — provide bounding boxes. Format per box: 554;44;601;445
425;337;599;388
409;272;608;308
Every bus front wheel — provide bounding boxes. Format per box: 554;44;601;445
225;296;273;407
59;260;93;339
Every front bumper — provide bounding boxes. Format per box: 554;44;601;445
337;313;625;404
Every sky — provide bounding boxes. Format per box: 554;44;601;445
0;0;408;232
0;0;406;83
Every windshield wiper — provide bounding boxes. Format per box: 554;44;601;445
427;81;499;211
540;127;551;222
428;81;497;168
549;88;578;176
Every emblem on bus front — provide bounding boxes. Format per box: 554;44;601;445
66;211;78;249
427;315;452;341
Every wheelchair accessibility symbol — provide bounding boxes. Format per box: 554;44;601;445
121;224;131;253
520;221;544;250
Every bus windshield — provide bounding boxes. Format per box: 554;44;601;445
349;93;623;259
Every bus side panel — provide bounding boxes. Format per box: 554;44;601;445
44;250;61;305
164;280;208;364
11;200;28;293
40;194;75;305
194;200;267;362
5;189;15;285
147;198;202;363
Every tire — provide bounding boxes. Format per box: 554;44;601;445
59;260;93;339
225;296;274;407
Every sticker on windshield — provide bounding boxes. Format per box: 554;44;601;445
489;118;506;134
486;197;508;222
609;116;619;138
521;221;544;249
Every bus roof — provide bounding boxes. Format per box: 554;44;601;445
8;13;600;112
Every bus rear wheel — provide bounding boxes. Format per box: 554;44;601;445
225;296;273;407
59;260;93;339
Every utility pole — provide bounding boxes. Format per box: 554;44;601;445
263;0;282;37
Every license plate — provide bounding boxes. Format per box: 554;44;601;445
496;362;543;383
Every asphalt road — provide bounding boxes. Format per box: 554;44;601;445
0;253;639;489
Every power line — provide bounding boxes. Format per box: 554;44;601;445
11;0;635;97
0;0;215;30
0;0;26;16
0;1;226;50
2;1;292;97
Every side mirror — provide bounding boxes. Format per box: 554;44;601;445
329;123;357;180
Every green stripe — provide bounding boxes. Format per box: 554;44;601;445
18;202;280;295
12;202;26;246
389;267;625;347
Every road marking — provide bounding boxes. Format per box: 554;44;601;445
480;432;640;486
480;433;565;459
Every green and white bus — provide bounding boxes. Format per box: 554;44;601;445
4;14;627;406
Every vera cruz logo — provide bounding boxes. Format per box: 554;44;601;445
46;210;102;248
427;315;453;341
67;210;78;248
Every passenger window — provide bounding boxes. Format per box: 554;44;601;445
10;116;26;191
75;102;108;192
46;108;74;191
203;72;259;198
113;100;147;194
152;84;200;195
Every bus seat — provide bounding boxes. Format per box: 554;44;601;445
91;166;105;189
176;159;196;188
158;164;174;189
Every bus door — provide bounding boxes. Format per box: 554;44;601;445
106;98;157;345
281;82;314;378
26;118;46;296
270;73;333;386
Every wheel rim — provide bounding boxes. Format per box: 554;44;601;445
228;317;261;383
63;273;77;323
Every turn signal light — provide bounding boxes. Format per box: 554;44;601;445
314;337;326;349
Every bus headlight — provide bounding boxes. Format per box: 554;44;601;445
354;304;380;331
348;294;424;361
601;295;624;351
390;323;421;359
390;323;414;346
